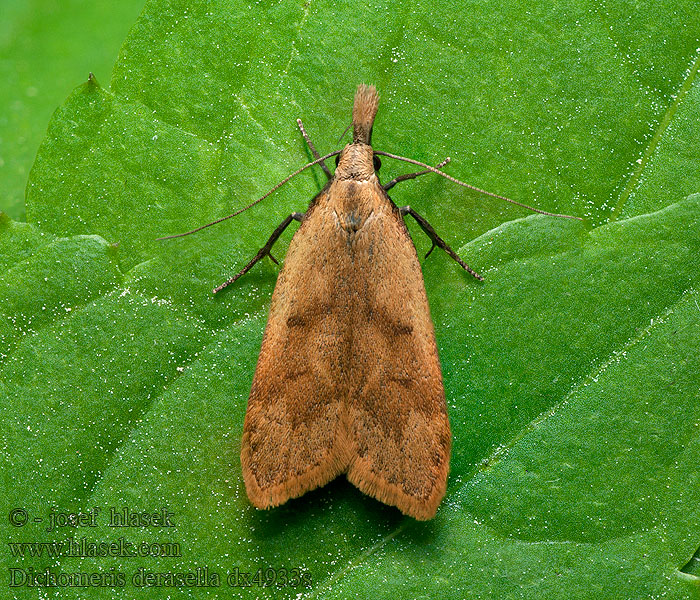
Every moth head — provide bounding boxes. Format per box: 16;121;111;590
334;143;381;181
333;84;381;180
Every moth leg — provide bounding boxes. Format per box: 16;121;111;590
399;206;483;281
297;118;332;179
383;157;451;192
213;212;305;294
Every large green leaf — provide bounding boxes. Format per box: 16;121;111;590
0;0;145;221
3;1;699;598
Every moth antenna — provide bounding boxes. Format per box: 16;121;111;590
337;122;352;143
157;150;341;240
374;151;584;221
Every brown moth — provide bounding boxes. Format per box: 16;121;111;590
237;85;466;521
160;84;580;519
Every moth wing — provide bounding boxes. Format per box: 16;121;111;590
240;188;352;509
241;183;451;520
344;194;451;520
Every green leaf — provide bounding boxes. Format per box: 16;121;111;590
0;0;145;220
3;1;700;598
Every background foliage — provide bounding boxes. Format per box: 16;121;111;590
2;0;699;598
0;0;145;221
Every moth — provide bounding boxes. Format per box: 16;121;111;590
161;85;579;520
